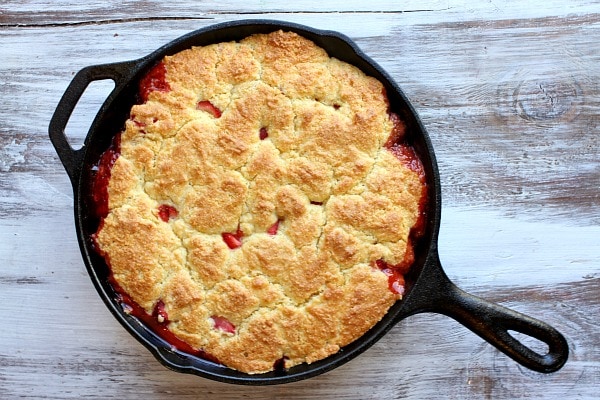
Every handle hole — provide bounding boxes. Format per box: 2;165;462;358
508;330;550;356
64;79;115;150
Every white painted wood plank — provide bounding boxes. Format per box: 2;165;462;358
1;0;599;25
0;0;449;25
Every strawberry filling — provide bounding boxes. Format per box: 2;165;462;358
158;204;178;222
139;62;171;103
373;240;415;296
211;315;236;334
197;100;222;118
152;300;169;325
221;226;244;249
259;127;269;140
266;219;280;235
90;134;121;219
374;259;408;295
384;112;428;235
385;112;406;147
388;144;425;177
384;113;426;182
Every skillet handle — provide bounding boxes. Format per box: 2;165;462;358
48;61;138;184
404;251;568;373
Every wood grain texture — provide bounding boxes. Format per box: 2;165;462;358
1;0;598;398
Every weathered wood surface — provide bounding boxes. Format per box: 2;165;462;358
0;1;598;398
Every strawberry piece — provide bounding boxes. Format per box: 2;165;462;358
266;219;280;235
197;100;222;118
211;315;236;334
259;127;268;140
152;300;169;325
221;226;243;249
222;233;242;249
389;274;406;295
158;204;178;222
373;259;407;295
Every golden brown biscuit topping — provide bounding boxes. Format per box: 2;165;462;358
93;30;426;374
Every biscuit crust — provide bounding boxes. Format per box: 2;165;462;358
95;30;425;374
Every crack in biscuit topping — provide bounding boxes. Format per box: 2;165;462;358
94;30;426;374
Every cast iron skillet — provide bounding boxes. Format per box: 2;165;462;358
49;20;568;385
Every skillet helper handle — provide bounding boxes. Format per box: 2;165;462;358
49;61;137;184
407;253;569;373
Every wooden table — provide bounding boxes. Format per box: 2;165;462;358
1;1;598;398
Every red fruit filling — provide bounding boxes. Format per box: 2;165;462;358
259;127;269;140
158;204;178;222
90;134;121;219
384;112;428;236
388;144;425;178
373;237;416;295
384;113;425;182
197;100;222;118
211;315;236;334
385;112;406;147
139;62;171;103
266;219;280;235
221;226;244;249
374;259;409;295
152;300;169;325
